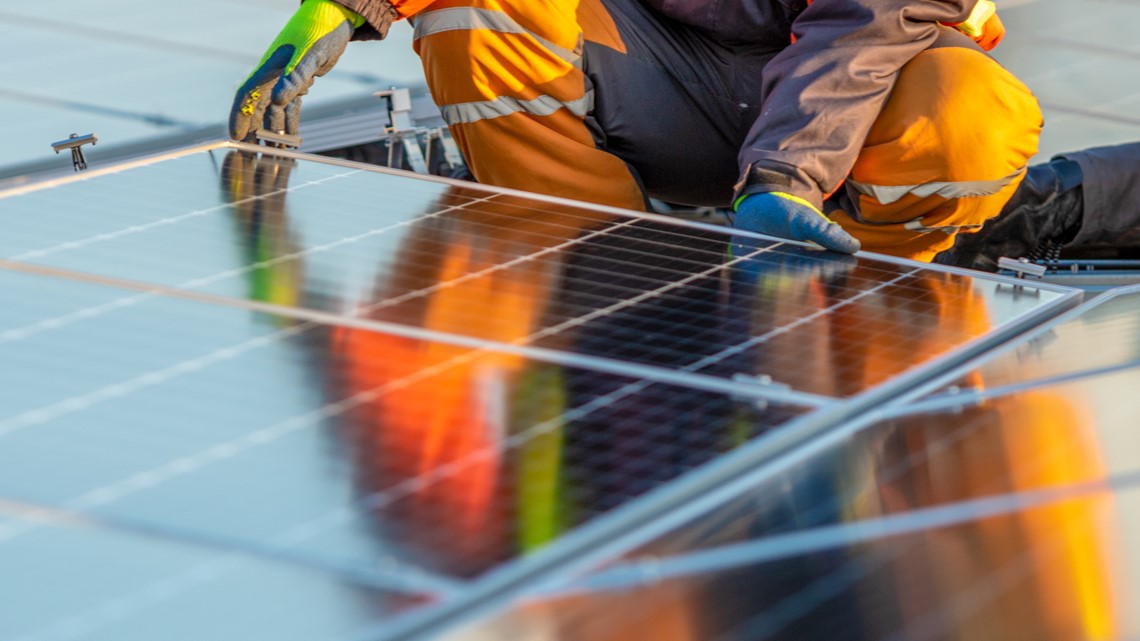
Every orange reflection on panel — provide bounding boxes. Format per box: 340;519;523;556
830;268;992;396
866;388;1117;641
331;193;614;576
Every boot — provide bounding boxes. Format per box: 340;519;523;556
1056;141;1140;251
934;156;1083;271
936;141;1140;271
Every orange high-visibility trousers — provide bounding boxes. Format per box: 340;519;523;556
832;46;1042;262
411;0;648;212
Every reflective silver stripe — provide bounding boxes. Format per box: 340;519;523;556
440;91;594;126
904;219;985;234
413;7;581;66
847;167;1025;205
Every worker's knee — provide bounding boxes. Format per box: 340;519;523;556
840;46;1043;261
882;46;1041;174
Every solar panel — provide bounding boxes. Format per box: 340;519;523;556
460;285;1140;641
0;143;1080;640
0;146;1074;401
929;285;1140;395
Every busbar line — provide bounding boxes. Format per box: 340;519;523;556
2;277;1076;629
536;470;1130;598
6;170;750;360
683;540;894;641
0;248;1071;638
874;507;1101;641
670;267;921;393
7;364;671;641
0;232;891;641
12;555;240;641
0;145;1083;639
1;308;661;640
872;283;1140;420
225;141;900;262
0;140;1084;301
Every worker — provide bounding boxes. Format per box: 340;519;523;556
229;0;1138;264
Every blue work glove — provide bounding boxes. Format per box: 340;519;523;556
733;192;861;254
229;0;364;142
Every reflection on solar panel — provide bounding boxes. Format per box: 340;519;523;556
942;285;1140;393
0;142;1081;640
451;485;1136;641
473;284;1140;641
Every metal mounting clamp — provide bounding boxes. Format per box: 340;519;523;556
997;256;1047;279
995;256;1046;298
255;129;303;149
51;133;98;171
731;373;793;410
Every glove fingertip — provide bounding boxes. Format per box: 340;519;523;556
228;113;250;142
826;233;862;255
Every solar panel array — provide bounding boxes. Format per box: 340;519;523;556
0;143;1085;641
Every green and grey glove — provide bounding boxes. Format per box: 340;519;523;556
229;0;364;142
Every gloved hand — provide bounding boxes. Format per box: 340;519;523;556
229;0;365;142
943;0;1005;51
733;192;861;254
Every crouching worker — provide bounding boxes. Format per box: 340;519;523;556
229;0;1140;265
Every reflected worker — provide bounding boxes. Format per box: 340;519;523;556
229;0;1140;266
